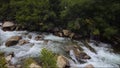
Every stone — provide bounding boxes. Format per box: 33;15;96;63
35;35;43;41
5;55;12;63
29;63;42;68
69;32;75;39
57;55;69;68
58;32;63;37
2;21;15;31
65;45;83;53
28;35;32;39
85;64;94;68
62;30;70;36
5;52;14;63
73;49;91;60
43;40;49;45
18;40;29;45
5;36;22;47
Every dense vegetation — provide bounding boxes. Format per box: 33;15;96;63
40;48;57;68
0;0;120;42
0;52;7;68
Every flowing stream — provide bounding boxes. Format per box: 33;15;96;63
0;26;120;68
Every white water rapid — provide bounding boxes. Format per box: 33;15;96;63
0;26;120;68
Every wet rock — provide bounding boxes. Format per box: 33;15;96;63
85;64;94;68
28;35;32;39
2;21;15;31
65;45;83;53
43;40;49;45
5;36;22;47
18;40;29;45
29;63;42;68
57;55;69;68
35;35;43;41
73;49;91;60
83;40;97;54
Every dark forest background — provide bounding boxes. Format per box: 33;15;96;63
0;0;120;43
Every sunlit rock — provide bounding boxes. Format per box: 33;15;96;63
2;21;15;31
57;55;69;68
62;29;70;36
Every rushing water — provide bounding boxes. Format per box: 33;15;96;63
0;26;120;68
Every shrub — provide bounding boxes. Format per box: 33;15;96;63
40;48;57;68
0;52;7;68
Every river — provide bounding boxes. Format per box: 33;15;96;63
0;26;120;68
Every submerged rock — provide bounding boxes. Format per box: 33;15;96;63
5;36;22;47
65;45;83;53
57;55;69;68
35;35;43;41
18;40;29;45
28;35;32;39
83;40;97;54
74;50;91;60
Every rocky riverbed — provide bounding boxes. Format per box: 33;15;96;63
0;25;120;68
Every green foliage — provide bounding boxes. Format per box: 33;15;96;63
23;58;35;68
0;52;7;68
93;29;100;35
40;48;57;68
103;27;118;39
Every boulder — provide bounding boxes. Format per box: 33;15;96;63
62;30;70;36
5;52;14;63
85;64;94;68
2;21;15;31
58;32;63;37
29;63;42;68
5;36;22;47
18;40;29;45
35;35;43;41
57;55;69;68
5;55;12;63
16;65;22;68
73;49;91;60
69;32;75;39
65;45;83;53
